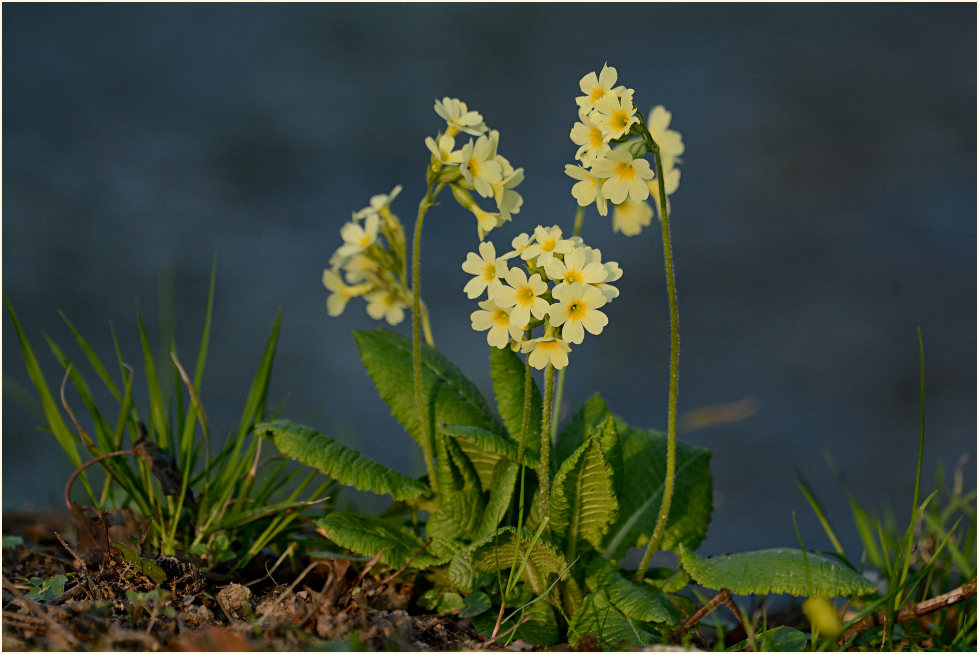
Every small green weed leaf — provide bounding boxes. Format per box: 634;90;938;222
549;420;619;556
678;546;877;597
489;346;541;455
585;557;683;625
317;513;448;569
437;591;465;613
603;426;712;557
109;542;167;585
749;625;810;651
257;419;429;501
459;590;492;618
476;459;520;538
427;436;484;541
354;329;504;487
569;589;653;649
3;535;24;548
555;394;611;467
468;527;569;595
24;574;73;602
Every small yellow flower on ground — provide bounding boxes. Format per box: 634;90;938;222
364;289;407;325
612;199;655;237
492;267;550;330
802;597;842;638
461;241;508;299
521;336;572;370
591;150;655;205
471;298;520;349
548;282;609;344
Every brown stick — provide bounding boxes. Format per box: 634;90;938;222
671;588;733;639
379;539;432;586
841;578;977;642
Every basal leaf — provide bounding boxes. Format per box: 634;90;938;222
354;330;504;482
317;513;448;569
257;420;429;501
603;426;712;558
442;424;540;468
427;435;484;541
473;599;559;646
476;458;520;538
585;557;682;626
678;546;878;597
568;590;653;649
489;346;541;455
468;527;569;595
549;419;619;556
555;393;611;467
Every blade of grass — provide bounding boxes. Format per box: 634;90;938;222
58;311;122;402
796;469;845;557
136;304;170;451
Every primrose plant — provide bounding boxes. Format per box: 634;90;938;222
260;64;877;648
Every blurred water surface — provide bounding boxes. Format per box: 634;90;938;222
3;4;975;556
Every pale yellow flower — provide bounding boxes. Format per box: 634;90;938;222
522;225;575;265
425;134;463;166
520;336;571;370
492;267;550;330
612;199;654;237
544;247;607;289
460;133;503;199
322;269;368;316
501;232;532;261
591;151;654;205
548;282;609;345
471;298;519;349
565;164;609;216
646;105;685;170
354;185;402;220
592;92;638;141
336;214;380;258
491;155;524;222
364;289;407;325
576;63;625;114
570;108;611;166
461;241;508;299
435;97;487;137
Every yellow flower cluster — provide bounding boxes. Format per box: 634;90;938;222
566;64;685;236
427;98;524;240
463;225;622;370
322;186;412;325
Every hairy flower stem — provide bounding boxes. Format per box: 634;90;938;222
635;121;680;582
537;363;556;529
412;182;444;496
550;206;585;442
505;358;535;597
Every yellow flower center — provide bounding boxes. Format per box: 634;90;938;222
537;339;560;352
614;162;636;180
482;263;497;280
589;87;606;103
564;270;584;285
588;127;604;148
541;238;556;252
358;234;373;247
493;309;510;326
517;286;535;305
566;301;586;320
468;158;481;177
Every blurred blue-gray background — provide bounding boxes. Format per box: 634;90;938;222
3;4;975;556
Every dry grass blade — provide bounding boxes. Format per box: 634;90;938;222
671;587;732;639
341;545;393;606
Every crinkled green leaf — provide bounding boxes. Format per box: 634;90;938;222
585;557;682;626
257;419;429;501
317;513;448;569
549;418;619;556
476;459;520;538
427;436;484;541
555;394;611;467
473;599;559;646
442;424;540;469
459;591;492;619
678;546;877;597
749;626;810;651
489;346;541;455
603;426;712;557
354;329;504;489
468;527;569;595
568;590;654;649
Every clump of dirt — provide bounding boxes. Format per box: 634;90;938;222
0;510;514;651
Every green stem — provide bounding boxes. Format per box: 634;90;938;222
537;363;556;529
550;206;585;442
505;358;535;596
635;121;680;582
412;182;444;495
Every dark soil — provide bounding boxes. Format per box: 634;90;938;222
1;510;506;651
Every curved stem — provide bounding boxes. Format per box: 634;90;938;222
537;363;556;529
412;182;444;495
636;124;680;582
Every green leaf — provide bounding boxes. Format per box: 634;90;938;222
473;599;559;646
317;513;448;569
476;459;520;539
110;542;167;585
442;425;540;468
568;590;653;649
549;417;619;556
603;425;712;557
24;574;73;602
427;436;484;541
459;591;492;618
3;535;24;548
468;527;569;595
585;557;683;626
257;420;429;501
355;328;505;486
489;347;541;455
555;394;611;467
678;546;878;597
746;626;810;651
